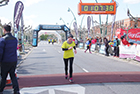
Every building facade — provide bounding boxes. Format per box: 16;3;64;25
70;17;140;42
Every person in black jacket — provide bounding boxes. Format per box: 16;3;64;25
103;37;109;56
0;25;20;94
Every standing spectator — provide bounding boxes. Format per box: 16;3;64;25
73;37;75;42
98;37;102;48
103;37;109;56
61;34;77;83
18;38;22;52
108;40;114;56
91;37;97;51
75;38;79;47
0;25;20;94
113;37;120;57
91;37;96;44
121;34;130;45
95;36;99;51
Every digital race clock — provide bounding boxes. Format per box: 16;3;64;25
78;2;116;15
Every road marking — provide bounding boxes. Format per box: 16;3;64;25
43;49;46;52
58;51;61;53
82;68;89;73
49;89;55;94
20;84;85;94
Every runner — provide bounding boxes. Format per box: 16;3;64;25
84;38;92;53
48;39;50;44
52;39;54;45
61;34;77;83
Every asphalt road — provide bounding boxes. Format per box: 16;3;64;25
4;41;140;94
17;41;140;76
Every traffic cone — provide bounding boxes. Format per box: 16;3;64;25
6;70;18;86
6;73;12;86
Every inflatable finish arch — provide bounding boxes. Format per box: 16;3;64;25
32;24;70;47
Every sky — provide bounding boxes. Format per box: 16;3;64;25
0;0;140;30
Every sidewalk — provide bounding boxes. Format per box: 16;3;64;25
17;44;33;68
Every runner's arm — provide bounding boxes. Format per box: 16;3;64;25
62;46;76;51
73;46;76;50
62;48;68;51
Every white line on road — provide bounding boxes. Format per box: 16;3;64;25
43;49;46;52
58;51;61;53
20;84;85;94
49;89;55;94
82;68;89;73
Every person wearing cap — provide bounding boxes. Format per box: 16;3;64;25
0;25;20;94
61;34;77;83
113;36;120;57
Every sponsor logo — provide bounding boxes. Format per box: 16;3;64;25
42;25;61;29
128;32;140;39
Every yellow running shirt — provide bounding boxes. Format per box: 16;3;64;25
61;41;75;59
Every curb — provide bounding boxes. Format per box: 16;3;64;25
17;47;34;68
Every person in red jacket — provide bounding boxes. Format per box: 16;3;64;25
121;34;130;45
91;37;97;44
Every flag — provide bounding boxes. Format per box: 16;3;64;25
14;1;24;34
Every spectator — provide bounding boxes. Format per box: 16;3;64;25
121;34;130;45
75;38;79;47
91;37;97;44
0;25;20;94
108;40;114;56
113;37;120;57
95;36;99;51
18;38;22;52
98;37;102;48
103;37;109;56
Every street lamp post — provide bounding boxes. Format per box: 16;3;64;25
68;7;77;24
0;0;9;7
68;7;78;40
60;17;66;25
69;19;74;29
80;15;85;42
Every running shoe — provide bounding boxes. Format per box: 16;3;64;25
69;78;73;83
65;75;68;79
